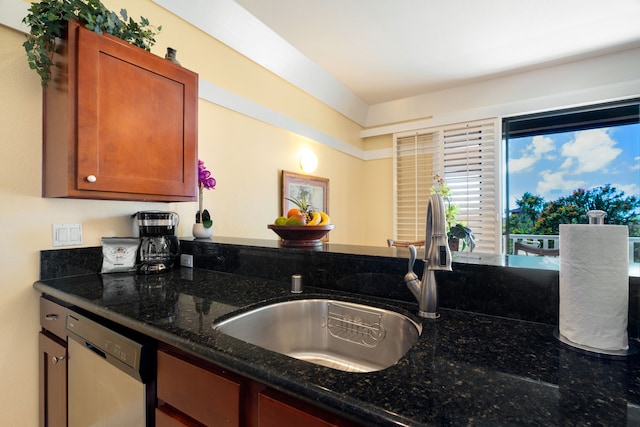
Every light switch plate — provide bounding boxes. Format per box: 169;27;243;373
53;223;82;247
180;254;193;268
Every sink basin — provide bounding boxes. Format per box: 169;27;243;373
213;299;422;372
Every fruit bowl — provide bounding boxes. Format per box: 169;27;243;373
268;224;335;247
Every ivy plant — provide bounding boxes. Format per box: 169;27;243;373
22;0;161;87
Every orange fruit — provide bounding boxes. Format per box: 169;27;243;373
287;208;301;218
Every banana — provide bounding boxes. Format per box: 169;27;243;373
307;211;321;226
318;211;330;226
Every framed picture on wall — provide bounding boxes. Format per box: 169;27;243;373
281;171;329;216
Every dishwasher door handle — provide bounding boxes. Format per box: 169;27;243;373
85;341;107;359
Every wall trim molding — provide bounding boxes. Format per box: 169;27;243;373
199;79;370;160
363;148;392;161
0;1;29;32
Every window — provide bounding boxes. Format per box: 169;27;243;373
504;100;640;260
393;118;501;254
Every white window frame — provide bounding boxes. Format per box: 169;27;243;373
393;118;502;254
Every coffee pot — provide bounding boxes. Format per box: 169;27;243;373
133;211;180;274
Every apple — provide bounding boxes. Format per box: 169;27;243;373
274;216;288;225
285;214;306;226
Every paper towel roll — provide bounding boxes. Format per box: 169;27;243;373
559;224;629;352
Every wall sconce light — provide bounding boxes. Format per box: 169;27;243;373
299;148;318;174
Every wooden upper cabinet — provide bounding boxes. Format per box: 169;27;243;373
43;20;198;201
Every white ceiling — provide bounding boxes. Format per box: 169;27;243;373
233;0;640;105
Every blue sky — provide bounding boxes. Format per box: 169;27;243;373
508;124;640;210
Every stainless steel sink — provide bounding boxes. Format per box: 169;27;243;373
212;299;422;373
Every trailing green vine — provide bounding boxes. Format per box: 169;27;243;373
22;0;162;87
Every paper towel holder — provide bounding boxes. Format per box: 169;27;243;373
554;329;637;359
555;210;636;359
587;209;606;224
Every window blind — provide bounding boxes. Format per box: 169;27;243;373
393;118;501;254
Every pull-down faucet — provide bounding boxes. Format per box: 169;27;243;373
404;194;452;318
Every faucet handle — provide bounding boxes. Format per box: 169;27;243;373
408;245;417;270
404;245;422;301
405;245;419;283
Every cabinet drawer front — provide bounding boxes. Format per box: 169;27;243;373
157;351;240;427
156;406;205;427
40;297;67;340
258;389;356;427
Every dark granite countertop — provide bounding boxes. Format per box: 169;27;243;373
34;268;640;426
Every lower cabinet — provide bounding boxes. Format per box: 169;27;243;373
39;297;68;427
156;349;241;426
156;345;360;427
257;388;357;427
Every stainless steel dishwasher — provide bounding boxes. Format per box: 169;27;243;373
66;309;156;427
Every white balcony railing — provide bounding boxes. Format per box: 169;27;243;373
506;234;640;262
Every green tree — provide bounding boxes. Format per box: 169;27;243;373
534;185;640;234
509;192;545;234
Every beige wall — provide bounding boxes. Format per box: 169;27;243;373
0;1;380;424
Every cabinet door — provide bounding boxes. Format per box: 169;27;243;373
157;350;241;426
258;389;357;427
75;25;197;199
39;332;67;427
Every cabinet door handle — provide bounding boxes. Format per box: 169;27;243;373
44;314;58;321
87;175;97;183
52;355;65;364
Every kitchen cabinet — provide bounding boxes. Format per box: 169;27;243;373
157;345;360;427
39;297;67;427
157;348;241;426
43;20;198;202
257;388;356;427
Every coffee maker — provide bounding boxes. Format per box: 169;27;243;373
133;211;180;274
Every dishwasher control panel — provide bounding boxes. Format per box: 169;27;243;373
66;309;154;382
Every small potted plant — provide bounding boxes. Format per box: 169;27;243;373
431;175;476;252
448;223;476;252
193;160;216;239
22;0;161;86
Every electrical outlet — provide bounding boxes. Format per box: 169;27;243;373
180;254;194;268
53;223;82;247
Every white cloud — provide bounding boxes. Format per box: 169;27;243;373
510;156;538;172
509;135;556;173
560;129;622;173
560;157;573;169
614;182;640;197
536;169;585;199
531;135;555;157
632;156;640;171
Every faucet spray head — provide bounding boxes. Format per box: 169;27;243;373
427;235;453;271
